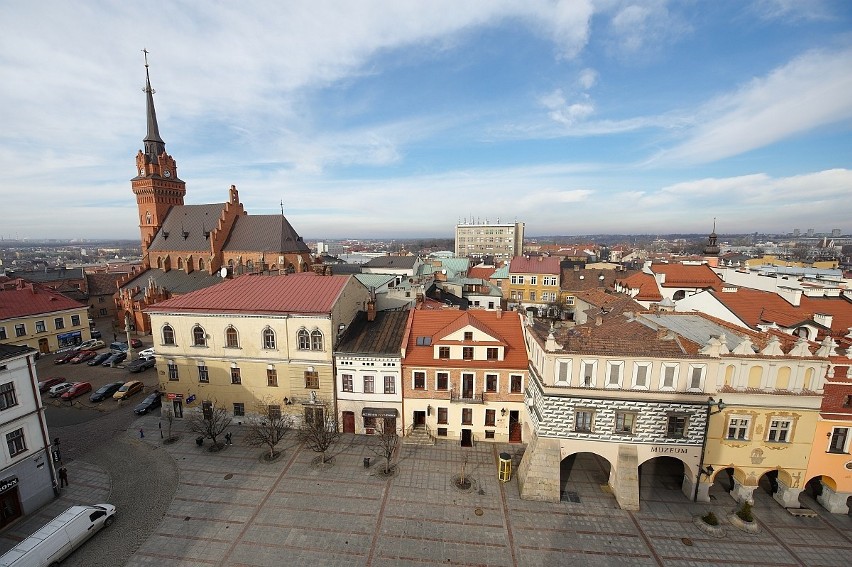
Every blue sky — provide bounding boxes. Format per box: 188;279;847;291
1;1;850;240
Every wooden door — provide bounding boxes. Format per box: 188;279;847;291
343;411;355;433
38;338;50;354
461;429;472;447
509;411;522;443
414;411;426;427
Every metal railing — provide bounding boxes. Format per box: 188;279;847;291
450;389;485;403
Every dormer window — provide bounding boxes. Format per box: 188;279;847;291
464;332;473;341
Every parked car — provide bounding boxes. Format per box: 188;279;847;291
138;347;155;359
88;352;112;366
129;338;143;348
70;350;97;364
133;391;162;415
126;357;156;373
91;330;102;339
49;382;74;397
53;352;77;365
38;377;65;393
113;380;144;400
102;352;127;367
89;382;124;403
60;382;92;400
75;339;104;352
109;341;129;354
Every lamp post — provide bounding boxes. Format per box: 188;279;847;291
693;397;726;502
124;313;136;361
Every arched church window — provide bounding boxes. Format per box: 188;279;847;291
311;330;324;351
145;211;152;225
162;325;175;346
177;257;184;269
192;325;207;347
198;258;205;271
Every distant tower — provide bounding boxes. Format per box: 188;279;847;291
131;50;186;261
704;219;720;266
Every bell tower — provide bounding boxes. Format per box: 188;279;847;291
132;49;186;262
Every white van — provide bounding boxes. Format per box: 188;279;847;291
0;504;116;567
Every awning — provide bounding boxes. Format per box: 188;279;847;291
361;407;398;418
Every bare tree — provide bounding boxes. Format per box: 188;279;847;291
369;419;399;474
245;398;293;460
161;404;177;442
187;400;232;449
297;403;340;464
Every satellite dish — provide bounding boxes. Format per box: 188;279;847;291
220;267;228;278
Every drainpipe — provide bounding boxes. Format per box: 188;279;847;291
693;401;711;502
26;354;60;497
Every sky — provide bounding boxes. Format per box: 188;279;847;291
1;1;851;240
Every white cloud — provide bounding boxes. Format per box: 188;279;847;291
578;68;598;89
653;48;852;164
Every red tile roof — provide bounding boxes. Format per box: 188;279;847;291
509;256;561;275
616;272;662;301
0;279;87;319
649;264;723;290
145;272;355;315
467;266;496;280
404;310;527;370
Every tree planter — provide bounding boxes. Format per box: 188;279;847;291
728;512;760;534
692;515;726;538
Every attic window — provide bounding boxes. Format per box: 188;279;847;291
416;336;432;346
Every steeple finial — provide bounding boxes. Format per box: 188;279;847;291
142;48;165;162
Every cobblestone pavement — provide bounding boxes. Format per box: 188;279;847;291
3;408;851;566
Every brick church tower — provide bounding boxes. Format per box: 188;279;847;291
132;52;186;262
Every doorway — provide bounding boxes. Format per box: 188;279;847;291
343;411;355;433
38;338;50;354
414;411;426;428
0;487;21;529
461;429;472;447
509;411;522;443
462;374;474;399
173;400;183;418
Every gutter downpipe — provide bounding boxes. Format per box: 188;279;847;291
693;398;712;502
27;353;60;497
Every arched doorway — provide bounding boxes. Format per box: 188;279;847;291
638;456;687;501
560;453;615;506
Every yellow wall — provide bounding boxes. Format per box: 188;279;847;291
805;420;852;493
0;307;91;354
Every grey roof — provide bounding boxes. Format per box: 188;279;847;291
14;267;85;283
0;343;33;362
640;313;750;351
222;215;310;253
335;310;410;356
354;273;395;290
363;256;418;269
119;268;224;301
148;203;227;252
328;263;363;275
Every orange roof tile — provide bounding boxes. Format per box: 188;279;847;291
509;256;561;275
616;272;662;301
649;263;723;290
467;266;495;280
0;279;87;319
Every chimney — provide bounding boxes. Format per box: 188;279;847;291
496;308;503;319
813;313;833;329
595;315;602;326
367;299;376;322
656;327;667;339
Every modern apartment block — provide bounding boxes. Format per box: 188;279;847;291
455;220;524;260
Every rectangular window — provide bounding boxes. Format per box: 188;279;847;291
305;371;319;389
485;409;496;426
464;331;473;341
304;406;323;425
557;360;570;385
436;372;449;390
71;315;81;326
35;320;46;333
607;362;622;386
383;376;394;394
529;291;536;301
267;368;278;387
54;318;64;330
582;361;595;387
342;374;353;392
437;407;448;425
438;346;450;359
15;324;25;337
230;367;241;385
767;419;792;443
0;327;5;340
485;430;495;439
634;364;650;388
517;275;524;284
462;347;473;360
198;364;209;383
413;372;426;390
727;417;750;440
829;427;849;453
6;428;26;457
0;382;18;411
363;375;374;393
364;416;376;430
268;405;282;420
529;276;537;285
487;348;498;360
615;412;635;434
689;366;704;390
510;375;522;393
99;308;107;316
233;403;245;417
437;427;448;437
462;408;473;425
666;415;688;439
168;362;179;381
575;410;593;432
485;374;498;393
662;365;676;389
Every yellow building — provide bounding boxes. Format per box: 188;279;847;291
0;278;90;355
145;272;369;424
506;256;561;310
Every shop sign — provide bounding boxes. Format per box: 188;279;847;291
650;446;689;454
0;477;18;494
361;407;399;418
167;393;184;400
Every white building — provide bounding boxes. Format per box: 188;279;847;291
0;344;56;529
455;220;524;260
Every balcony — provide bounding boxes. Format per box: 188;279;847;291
450;389;485;404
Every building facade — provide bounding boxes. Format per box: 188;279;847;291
146;272;370;425
455;221;524;261
0;345;57;529
506;256;561;311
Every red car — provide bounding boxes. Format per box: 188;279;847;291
38;377;65;393
70;350;97;364
53;352;77;365
60;382;92;400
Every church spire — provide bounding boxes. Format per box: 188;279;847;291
142;49;165;162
